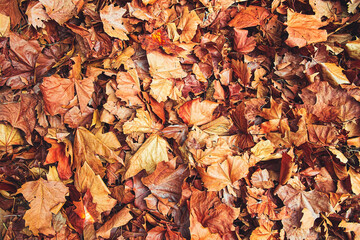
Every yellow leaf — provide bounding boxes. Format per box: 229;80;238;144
251;140;281;161
75;162;117;214
320;63;350;86
124;134;169;179
0;124;24;149
123;109;163;134
345;39;360;60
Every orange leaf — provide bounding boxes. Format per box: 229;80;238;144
229;6;270;29
44;137;72;180
285;10;328;48
178;98;219;126
17;178;69;236
234;28;256;54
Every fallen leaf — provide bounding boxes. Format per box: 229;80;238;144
178;98;219;126
74;127;123;177
198;155;249;191
96;207;133;238
142;161;189;202
26;1;50;28
44;137;72;180
0;123;24;152
123;109;163;134
17;178;69;236
75;162;117;214
348;168;360;195
147;51;187;79
229;6;270;29
40;75;75;116
234;28;256;54
178;7;201;43
0;94;37;144
150;78;174;103
124;134;169;179
319;63;350;86
285;10;328;48
345;39;360;60
100;4;130;40
39;0;76;25
189;188;239;237
0;13;10;36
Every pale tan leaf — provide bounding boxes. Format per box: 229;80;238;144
147;51;187;79
0;13;10;37
345;39;360;60
150;78;174;103
178;7;201;43
100;4;129;40
26;1;49;28
39;0;76;25
348;168;360;195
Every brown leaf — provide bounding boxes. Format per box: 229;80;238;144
142;161;189;202
40;75;75;116
96;207;133;238
234;28;256;54
17;178;69;236
100;4;130;40
0;0;22;27
26;1;50;28
189;188;239;237
0;94;37;144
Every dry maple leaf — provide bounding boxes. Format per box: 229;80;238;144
189;188;239;237
178;98;219;126
75;162;117;214
142;161;189;202
74;127;123;177
319;62;350;86
229;5;270;29
124;134;169;179
147;50;187;79
39;0;76;25
299;80;360;122
100;4;130;40
123;109;163;134
25;1;50;28
250;217;277;240
178;7;201;43
115;69;143;107
43;137;72;180
150;78;174;103
285;10;328;48
17;178;69;236
234;28;256;54
198;155;249;192
40;75;75;116
96;207;133;238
